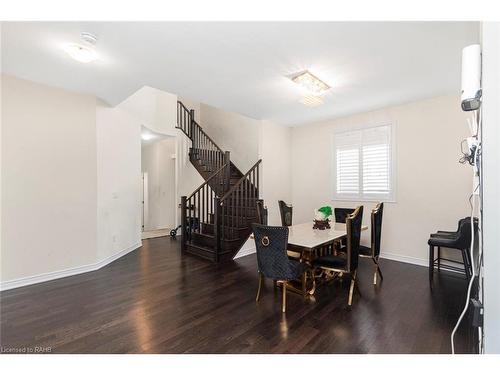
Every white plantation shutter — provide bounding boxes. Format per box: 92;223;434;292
362;125;391;195
335;131;361;195
334;124;394;201
337;148;359;194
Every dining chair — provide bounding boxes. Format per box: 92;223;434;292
256;199;268;225
252;224;309;313
334;207;355;223
278;200;293;226
312;206;364;306
428;217;478;284
334;207;355;252
359;202;384;285
278;200;301;260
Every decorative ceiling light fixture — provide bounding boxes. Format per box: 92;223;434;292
291;70;330;96
62;32;99;63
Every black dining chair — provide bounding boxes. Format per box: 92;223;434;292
428;217;478;283
252;224;309;313
334;207;355;223
334;207;356;253
278;200;301;260
312;206;364;306
359;202;384;285
256;199;268;225
278;200;293;226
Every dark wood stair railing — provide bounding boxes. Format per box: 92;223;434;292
181;162;230;261
177;101;227;176
219;159;262;246
177;100;262;263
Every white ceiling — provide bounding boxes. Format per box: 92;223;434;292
1;22;479;126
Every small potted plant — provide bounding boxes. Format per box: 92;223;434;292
313;206;333;230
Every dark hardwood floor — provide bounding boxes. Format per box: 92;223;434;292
0;236;472;354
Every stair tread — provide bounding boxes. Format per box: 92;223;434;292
186;243;215;253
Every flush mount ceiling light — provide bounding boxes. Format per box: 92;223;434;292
300;94;324;107
62;32;99;63
291;70;330;96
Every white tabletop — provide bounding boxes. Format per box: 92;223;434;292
287;222;368;249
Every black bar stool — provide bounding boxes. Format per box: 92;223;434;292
428;217;477;285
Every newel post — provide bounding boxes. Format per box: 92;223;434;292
214;197;221;263
181;196;187;253
224;151;231;193
190;109;196;146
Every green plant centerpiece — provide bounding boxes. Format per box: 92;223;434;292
313;206;333;230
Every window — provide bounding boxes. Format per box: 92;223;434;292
333;124;395;201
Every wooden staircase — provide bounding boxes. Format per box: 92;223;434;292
176;101;262;262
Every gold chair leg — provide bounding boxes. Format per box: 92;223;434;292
301;272;307;298
256;273;264;302
377;263;384;281
348;270;357;306
308;269;316;295
282;281;287;313
372;257;383;285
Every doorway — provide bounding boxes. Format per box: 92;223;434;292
141;128;176;240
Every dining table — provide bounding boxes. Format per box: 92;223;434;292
286;221;369;295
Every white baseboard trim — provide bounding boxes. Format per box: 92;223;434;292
233;248;431;266
0;241;142;292
380;251;428;268
380;251;466;275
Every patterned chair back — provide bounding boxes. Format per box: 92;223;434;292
334;207;355;224
371;202;384;258
455;217;478;249
256;200;268;225
278;200;293;227
346;206;364;272
252;224;292;280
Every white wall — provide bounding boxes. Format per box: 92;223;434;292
481;21;500;354
118;86;178;136
96;102;142;261
259;120;292;225
291;95;472;264
1;75;143;289
1;75;98;282
200;102;261;172
141;137;176;230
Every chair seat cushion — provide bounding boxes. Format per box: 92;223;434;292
428;234;461;247
286;260;309;280
430;232;457;238
359;245;372;256
312;254;347;269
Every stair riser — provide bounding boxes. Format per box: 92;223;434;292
189;233;248;251
191;232;215;248
185;244;216;262
220;208;258;216
208;214;258;226
201;223;250;238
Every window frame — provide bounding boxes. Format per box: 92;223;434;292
332;122;397;203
